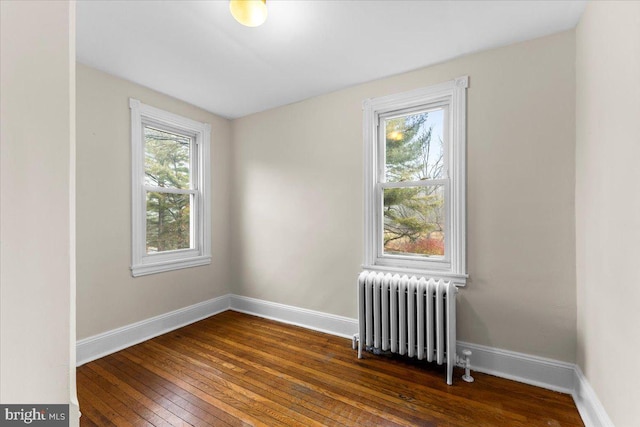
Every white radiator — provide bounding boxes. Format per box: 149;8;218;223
354;270;458;385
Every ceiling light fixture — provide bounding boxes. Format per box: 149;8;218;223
229;0;267;27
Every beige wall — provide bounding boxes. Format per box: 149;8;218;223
231;31;577;361
576;2;640;425
0;0;77;416
76;64;232;339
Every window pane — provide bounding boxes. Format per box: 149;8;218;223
383;185;445;257
385;109;444;182
146;192;191;253
144;126;191;189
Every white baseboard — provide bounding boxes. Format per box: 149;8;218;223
455;341;576;394
572;365;615;427
75;294;612;426
229;295;358;339
76;294;230;366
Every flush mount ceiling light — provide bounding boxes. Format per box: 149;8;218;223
229;0;267;27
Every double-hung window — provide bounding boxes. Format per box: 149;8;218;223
363;77;468;285
130;98;211;277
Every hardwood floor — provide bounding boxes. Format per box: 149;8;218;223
77;311;584;426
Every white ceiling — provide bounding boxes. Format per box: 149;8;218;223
77;0;586;119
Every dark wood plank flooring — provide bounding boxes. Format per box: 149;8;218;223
77;311;584;426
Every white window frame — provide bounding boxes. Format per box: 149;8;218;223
363;76;468;285
130;98;211;277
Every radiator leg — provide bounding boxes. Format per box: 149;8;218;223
447;364;454;386
354;334;363;359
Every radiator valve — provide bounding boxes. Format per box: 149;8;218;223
459;349;474;383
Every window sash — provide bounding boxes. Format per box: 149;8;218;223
145;190;196;253
143;121;197;190
379;103;449;185
378;104;449;184
376;181;450;264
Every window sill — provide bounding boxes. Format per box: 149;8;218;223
361;264;468;286
132;255;211;277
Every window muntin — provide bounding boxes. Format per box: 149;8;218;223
130;98;211;277
363;77;468;285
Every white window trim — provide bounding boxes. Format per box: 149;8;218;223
130;98;211;277
362;76;468;286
